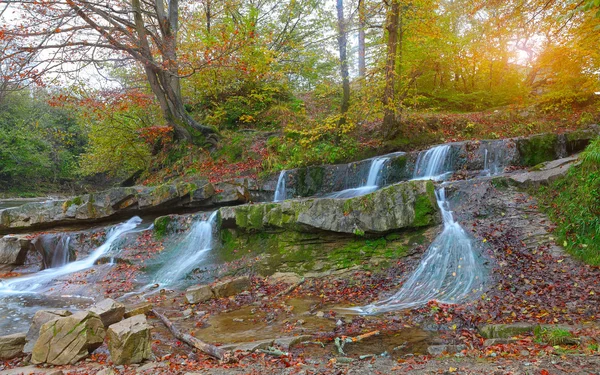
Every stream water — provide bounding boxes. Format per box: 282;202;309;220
0;217;143;334
324;155;391;199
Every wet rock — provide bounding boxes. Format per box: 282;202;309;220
0;235;30;271
31;233;74;269
31;311;105;365
90;298;126;327
273;335;312;350
268;272;303;284
185;284;214;304
427;344;466;356
107;315;152;365
136;362;167;373
212;276;251;298
220;180;440;234
24;309;72;354
96;369;116;375
124;302;153;318
479;323;538;339
0;332;26;360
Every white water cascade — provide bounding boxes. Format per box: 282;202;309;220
325;156;390;199
354;188;487;314
412;145;452;181
152;212;218;286
482;141;507;176
0;216;142;294
274;170;288;202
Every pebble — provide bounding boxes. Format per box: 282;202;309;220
520;350;530;356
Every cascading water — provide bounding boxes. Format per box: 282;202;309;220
152;212;217;286
0;216;142;294
353;187;487;314
0;216;143;335
33;234;72;269
324;156;390;199
274;170;288;202
413;145;452;181
482;141;507;176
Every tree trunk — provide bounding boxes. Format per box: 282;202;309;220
358;0;366;78
337;0;350;125
382;0;400;137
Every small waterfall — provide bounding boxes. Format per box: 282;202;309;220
152;212;217;286
325;156;390;199
354;188;486;314
481;141;506;176
0;216;142;294
33;234;72;269
413;145;452;181
274;170;287;202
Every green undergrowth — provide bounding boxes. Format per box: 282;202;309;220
536;137;600;265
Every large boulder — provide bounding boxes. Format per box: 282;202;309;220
90;298;126;327
107;315;152;365
24;309;72;354
220;180;440;234
31;311;105;365
0;235;30;271
0;333;26;360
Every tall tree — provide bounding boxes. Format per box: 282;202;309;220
382;0;401;136
337;0;351;123
358;0;367;77
0;0;220;143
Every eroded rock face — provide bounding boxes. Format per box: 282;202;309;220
90;298;125;327
220;180;440;235
31;311;105;365
24;309;72;354
107;315;152;365
0;235;30;271
0;333;26;360
0;179;252;234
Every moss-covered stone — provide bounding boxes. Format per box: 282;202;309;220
294;166;326;197
216;226;430;275
517;134;558;167
153;216;172;239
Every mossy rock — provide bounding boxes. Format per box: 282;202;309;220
517;134;559;167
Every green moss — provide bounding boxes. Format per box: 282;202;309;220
412;181;438;227
154;216;172;239
490;177;510;189
295;166;325;197
518;134;558;166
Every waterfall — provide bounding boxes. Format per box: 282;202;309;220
0;216;142;294
482;141;506;176
353;188;487;314
413;145;452;181
33;234;72;269
152;212;217;286
274;170;287;202
325;156;390;199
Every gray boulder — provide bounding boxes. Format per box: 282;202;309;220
0;235;30;271
24;309;72;354
185;284;214;304
107;315;152;365
212;276;251;298
31;311;105;365
0;333;26;360
90;298;125;327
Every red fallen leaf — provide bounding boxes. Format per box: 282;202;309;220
540;370;550;375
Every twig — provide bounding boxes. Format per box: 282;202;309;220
335;330;380;355
275;277;306;298
152;309;231;362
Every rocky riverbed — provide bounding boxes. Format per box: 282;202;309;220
1;129;599;374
